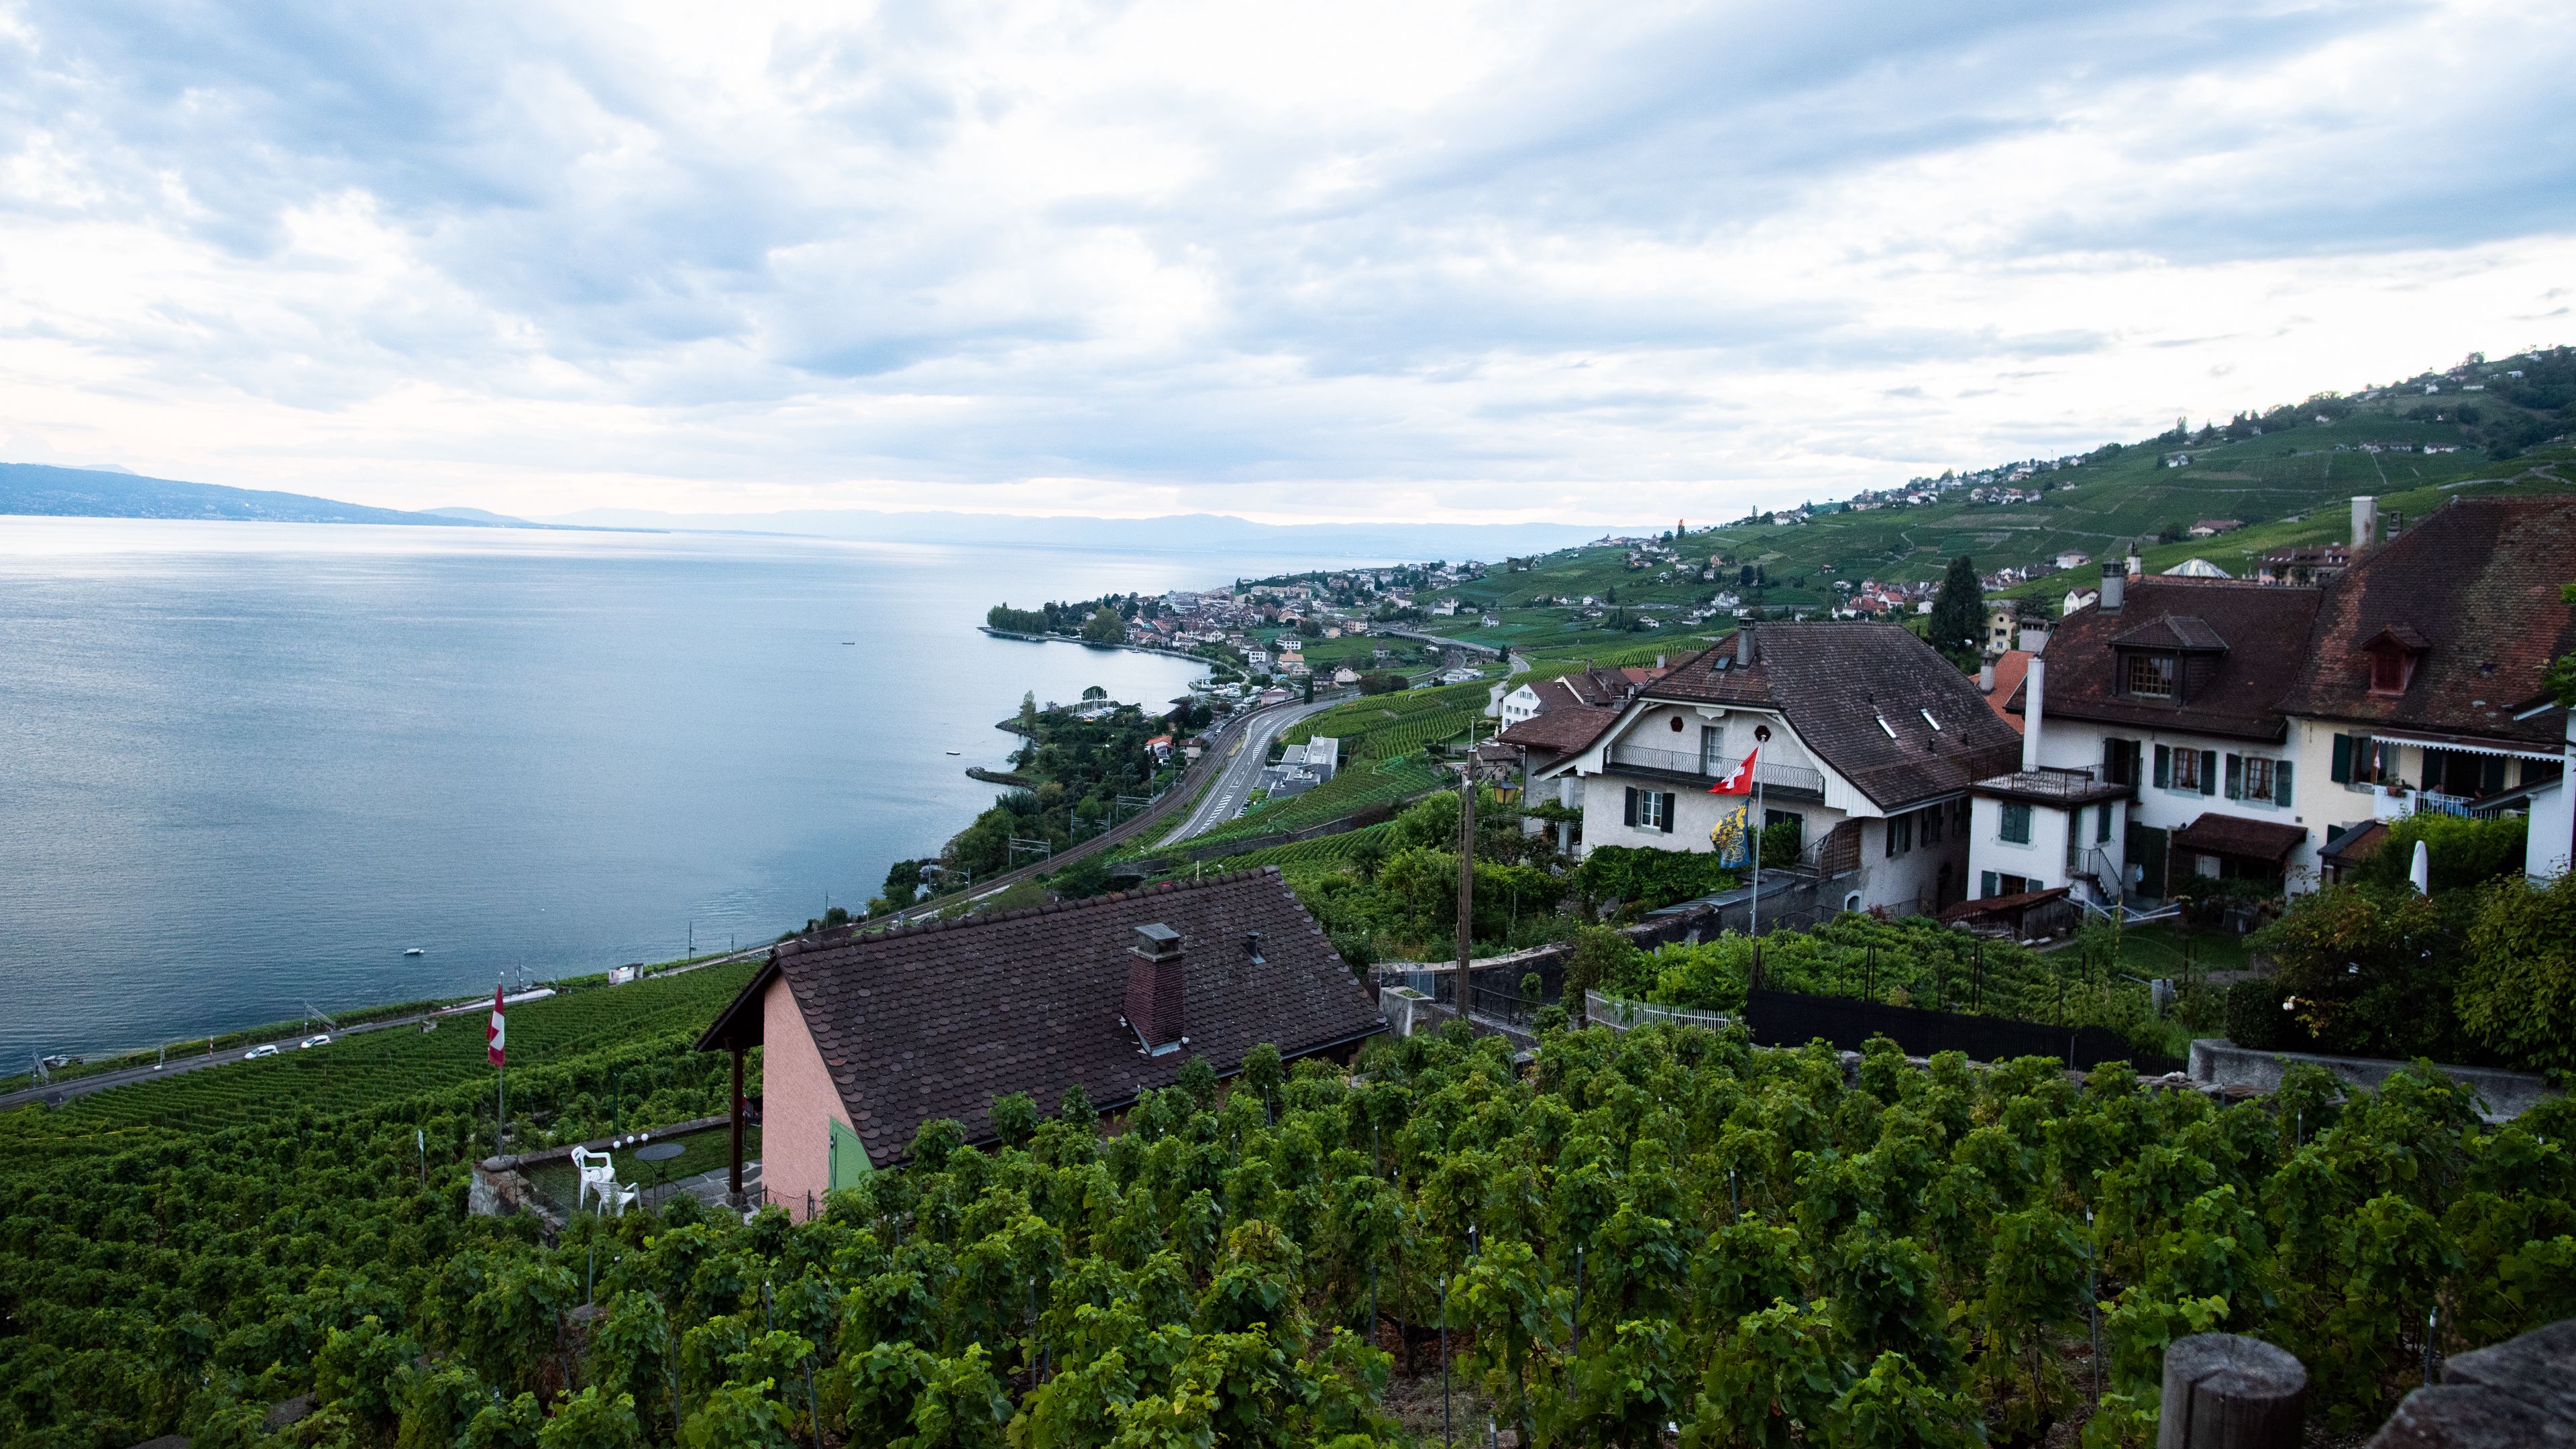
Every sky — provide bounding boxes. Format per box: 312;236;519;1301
0;0;2570;526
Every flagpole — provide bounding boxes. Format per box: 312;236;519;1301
1750;776;1764;941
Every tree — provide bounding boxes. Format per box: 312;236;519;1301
1081;607;1126;645
1925;555;1982;661
2459;873;2576;1071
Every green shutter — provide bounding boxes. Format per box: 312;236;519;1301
2200;751;2218;796
2330;733;2352;784
829;1116;871;1190
2154;745;2170;788
2275;759;2294;806
2224;753;2242;800
1660;793;1676;834
1982;871;1999;898
1623;788;1638;826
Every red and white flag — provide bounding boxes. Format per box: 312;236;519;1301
1709;747;1759;796
487;984;506;1067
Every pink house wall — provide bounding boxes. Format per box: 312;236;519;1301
761;977;850;1221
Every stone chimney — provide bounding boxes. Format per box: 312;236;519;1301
2021;658;2046;771
2351;495;2379;552
1735;627;1755;667
1126;923;1186;1051
2098;561;2125;614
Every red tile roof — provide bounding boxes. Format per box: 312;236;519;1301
1983;651;2034;732
2015;579;2324;743
698;869;1382;1167
2280;496;2576;747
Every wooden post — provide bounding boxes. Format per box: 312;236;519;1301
2159;1334;2306;1449
729;1044;747;1209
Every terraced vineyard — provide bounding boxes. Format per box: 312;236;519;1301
1199;820;1399;873
1281;679;1490;758
7;961;759;1142
1177;756;1446;853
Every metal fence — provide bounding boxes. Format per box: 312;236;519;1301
1741;987;2185;1074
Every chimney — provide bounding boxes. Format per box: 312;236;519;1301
1979;661;1996;693
1126;923;1186;1051
2021;658;2045;771
2098;561;2125;614
1736;627;1755;667
2351;495;2378;552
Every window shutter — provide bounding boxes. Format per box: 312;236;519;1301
1623;788;1638;827
2224;753;2243;800
2200;750;2218;796
2331;734;2352;784
2275;759;2294;806
1660;793;1676;834
1982;870;1999;898
2098;804;2113;843
2154;744;2170;788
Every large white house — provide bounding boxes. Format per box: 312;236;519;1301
1978;566;2328;899
1535;624;2023;916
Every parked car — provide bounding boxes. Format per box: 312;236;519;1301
299;1034;331;1049
244;1044;280;1060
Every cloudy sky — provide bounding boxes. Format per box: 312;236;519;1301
1;0;2569;525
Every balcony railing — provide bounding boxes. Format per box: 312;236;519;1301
1605;742;1827;796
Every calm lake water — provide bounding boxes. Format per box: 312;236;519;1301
0;519;1320;1063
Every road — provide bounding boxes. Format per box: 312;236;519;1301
0;949;770;1115
1157;695;1342;845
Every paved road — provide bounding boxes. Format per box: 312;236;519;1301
1158;696;1340;845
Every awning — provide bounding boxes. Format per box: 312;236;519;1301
2171;813;2308;863
1937;886;2070;925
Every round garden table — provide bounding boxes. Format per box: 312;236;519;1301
633;1140;686;1209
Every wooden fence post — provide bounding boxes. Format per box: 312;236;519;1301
2159;1334;2306;1449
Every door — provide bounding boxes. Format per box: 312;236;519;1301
2127;818;2168;898
829;1116;871;1191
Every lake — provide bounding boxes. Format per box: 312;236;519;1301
0;518;1326;1063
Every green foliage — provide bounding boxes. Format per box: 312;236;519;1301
2253;885;2458;1058
2355;813;2529;894
2459;872;2576;1072
1925;555;1984;661
1570;845;1737;914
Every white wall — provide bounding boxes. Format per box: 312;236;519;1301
1970;796;2074;894
2041;716;2317;891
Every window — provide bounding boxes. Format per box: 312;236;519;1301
2159;745;2214;794
1624;786;1676;833
2369;647;2416;696
2124;653;2176;699
2097;803;2113;843
2000;803;2033;844
1921;803;1943;845
2331;733;2399;788
2103;737;2142;786
1764;810;1804;855
1885;813;1914;857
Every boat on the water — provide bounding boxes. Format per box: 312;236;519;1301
946;749;962;755
403;947;425;956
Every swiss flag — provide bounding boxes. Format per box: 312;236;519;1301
487;985;506;1067
1709;747;1758;796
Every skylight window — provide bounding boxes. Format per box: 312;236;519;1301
1875;714;1896;739
1921;709;1943;731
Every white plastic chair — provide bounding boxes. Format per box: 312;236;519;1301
570;1146;619;1212
605;1181;641;1217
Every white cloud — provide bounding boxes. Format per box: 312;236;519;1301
0;0;2568;523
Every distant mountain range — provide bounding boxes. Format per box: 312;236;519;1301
541;506;1614;559
0;464;531;528
0;463;1623;560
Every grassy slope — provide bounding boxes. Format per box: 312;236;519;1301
1397;398;2573;643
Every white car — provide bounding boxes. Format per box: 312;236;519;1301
244;1044;280;1060
299;1035;331;1050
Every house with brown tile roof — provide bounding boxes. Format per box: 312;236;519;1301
2278;495;2576;881
1532;623;2023;917
696;868;1384;1218
1978;563;2325;900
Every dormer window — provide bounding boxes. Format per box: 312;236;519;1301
2124;653;2176;700
2362;623;2428;697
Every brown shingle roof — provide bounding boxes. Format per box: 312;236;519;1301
698;869;1382;1167
1495;703;1621;758
2171;813;2308;863
2281;496;2576;745
2017;579;2323;743
1642;623;2025;810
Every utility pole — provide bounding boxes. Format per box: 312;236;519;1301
1455;729;1476;1033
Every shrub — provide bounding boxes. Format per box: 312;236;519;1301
2355;813;2527;894
2458;873;2576;1072
2224;977;2288;1051
1570;845;1737;913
